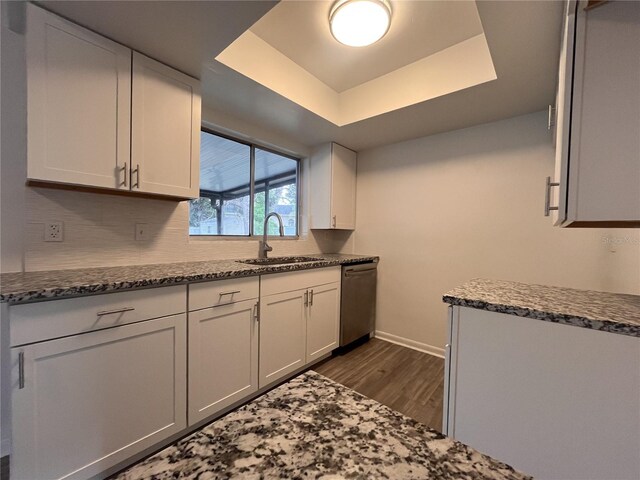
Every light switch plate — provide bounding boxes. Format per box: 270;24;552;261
135;223;149;241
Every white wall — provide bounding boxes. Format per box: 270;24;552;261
353;111;640;355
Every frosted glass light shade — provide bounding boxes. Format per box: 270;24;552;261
329;0;392;47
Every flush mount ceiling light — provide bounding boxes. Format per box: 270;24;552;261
329;0;392;47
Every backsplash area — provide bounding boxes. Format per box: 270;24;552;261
20;187;354;272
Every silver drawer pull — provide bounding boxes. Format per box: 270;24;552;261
309;289;314;306
219;290;241;300
97;307;135;317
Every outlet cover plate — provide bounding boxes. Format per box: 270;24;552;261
45;222;63;242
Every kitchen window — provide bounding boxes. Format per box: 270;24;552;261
189;129;299;237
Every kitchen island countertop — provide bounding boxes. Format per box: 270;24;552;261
0;253;378;304
443;278;640;338
113;371;530;480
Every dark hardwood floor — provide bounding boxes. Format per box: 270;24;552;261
313;337;445;432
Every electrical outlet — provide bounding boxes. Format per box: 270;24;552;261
45;222;64;242
135;223;149;241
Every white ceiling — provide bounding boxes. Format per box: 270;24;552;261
36;0;564;153
250;0;484;93
35;0;277;78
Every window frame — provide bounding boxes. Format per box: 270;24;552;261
190;127;301;239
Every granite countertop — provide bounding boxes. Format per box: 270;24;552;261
0;253;378;304
443;278;640;338
112;371;530;480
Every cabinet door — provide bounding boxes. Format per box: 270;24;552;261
26;4;132;189
188;300;258;425
12;315;187;480
131;52;201;198
566;1;640;224
306;282;340;363
551;1;577;226
330;143;357;230
259;289;307;388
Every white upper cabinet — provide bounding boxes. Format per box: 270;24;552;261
26;4;132;190
310;142;357;230
25;5;201;199
131;53;201;198
548;1;640;226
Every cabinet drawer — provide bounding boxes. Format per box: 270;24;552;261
261;267;341;297
188;277;259;311
10;285;186;347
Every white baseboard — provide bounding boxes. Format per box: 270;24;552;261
374;330;445;359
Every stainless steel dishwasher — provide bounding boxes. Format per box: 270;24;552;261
340;261;377;347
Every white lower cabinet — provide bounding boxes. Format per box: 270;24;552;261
259;267;341;388
188;299;259;425
259;289;308;388
444;306;640;480
11;314;187;480
7;269;341;479
305;282;340;363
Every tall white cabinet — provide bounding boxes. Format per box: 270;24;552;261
548;1;640;226
310;143;357;230
25;4;201;199
26;5;132;190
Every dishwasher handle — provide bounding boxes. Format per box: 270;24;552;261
344;263;377;277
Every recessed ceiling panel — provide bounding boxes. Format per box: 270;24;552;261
251;0;484;93
216;0;497;128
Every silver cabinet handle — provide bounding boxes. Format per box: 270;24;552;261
309;289;314;306
548;104;556;130
304;290;309;307
18;351;25;389
120;162;128;187
332;215;337;228
544;176;560;216
131;164;140;188
253;302;259;322
220;290;240;300
97;307;135;317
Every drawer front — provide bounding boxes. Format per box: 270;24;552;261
260;266;341;297
188;277;259;311
10;285;186;347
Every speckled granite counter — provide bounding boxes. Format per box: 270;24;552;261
112;371;530;480
0;254;378;304
443;278;640;338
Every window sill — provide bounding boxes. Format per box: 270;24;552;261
189;235;301;242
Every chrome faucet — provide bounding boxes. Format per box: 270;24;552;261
259;212;285;259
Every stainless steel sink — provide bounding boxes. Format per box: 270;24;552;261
237;256;323;266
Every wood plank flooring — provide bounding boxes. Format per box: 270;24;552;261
313;338;445;432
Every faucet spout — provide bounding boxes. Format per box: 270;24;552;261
260;212;285;259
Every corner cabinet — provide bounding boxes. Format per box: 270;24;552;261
25;4;201;199
310;143;357;230
547;1;640;227
259;267;341;388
